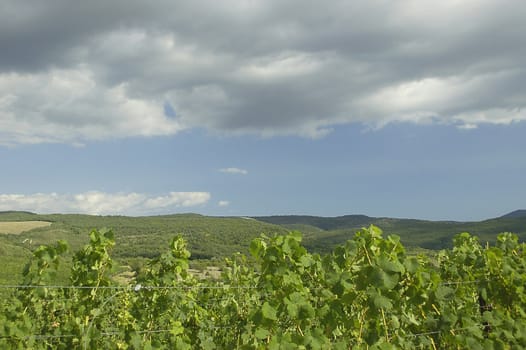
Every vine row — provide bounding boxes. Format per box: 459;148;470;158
1;226;525;349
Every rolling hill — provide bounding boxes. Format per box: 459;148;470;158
500;209;526;219
0;212;289;284
254;211;526;252
1;210;525;285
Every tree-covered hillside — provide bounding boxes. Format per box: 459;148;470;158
254;212;526;251
2;210;526;285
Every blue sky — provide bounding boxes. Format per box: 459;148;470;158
2;122;525;221
1;1;525;220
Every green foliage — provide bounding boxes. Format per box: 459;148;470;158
1;226;526;349
0;240;32;288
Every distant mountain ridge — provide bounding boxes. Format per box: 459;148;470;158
500;209;526;219
3;209;523;221
252;214;374;231
254;210;526;251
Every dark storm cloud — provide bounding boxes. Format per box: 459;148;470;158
1;0;526;144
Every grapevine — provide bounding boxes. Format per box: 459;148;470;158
1;226;525;349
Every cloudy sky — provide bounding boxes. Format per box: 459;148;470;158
1;0;525;220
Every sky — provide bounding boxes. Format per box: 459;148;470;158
1;0;525;221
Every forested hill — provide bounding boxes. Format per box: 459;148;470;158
500;209;526;219
251;214;374;231
253;211;526;251
1;210;526;263
0;212;288;261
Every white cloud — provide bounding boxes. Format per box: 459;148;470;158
357;69;526;127
220;167;248;175
144;192;211;209
218;200;230;207
0;191;210;215
0;67;182;146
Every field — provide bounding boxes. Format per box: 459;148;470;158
0;221;52;234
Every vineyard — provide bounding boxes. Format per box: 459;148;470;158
1;226;525;349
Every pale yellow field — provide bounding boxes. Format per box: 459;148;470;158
0;221;52;234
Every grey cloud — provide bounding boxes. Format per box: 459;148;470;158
1;0;526;144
